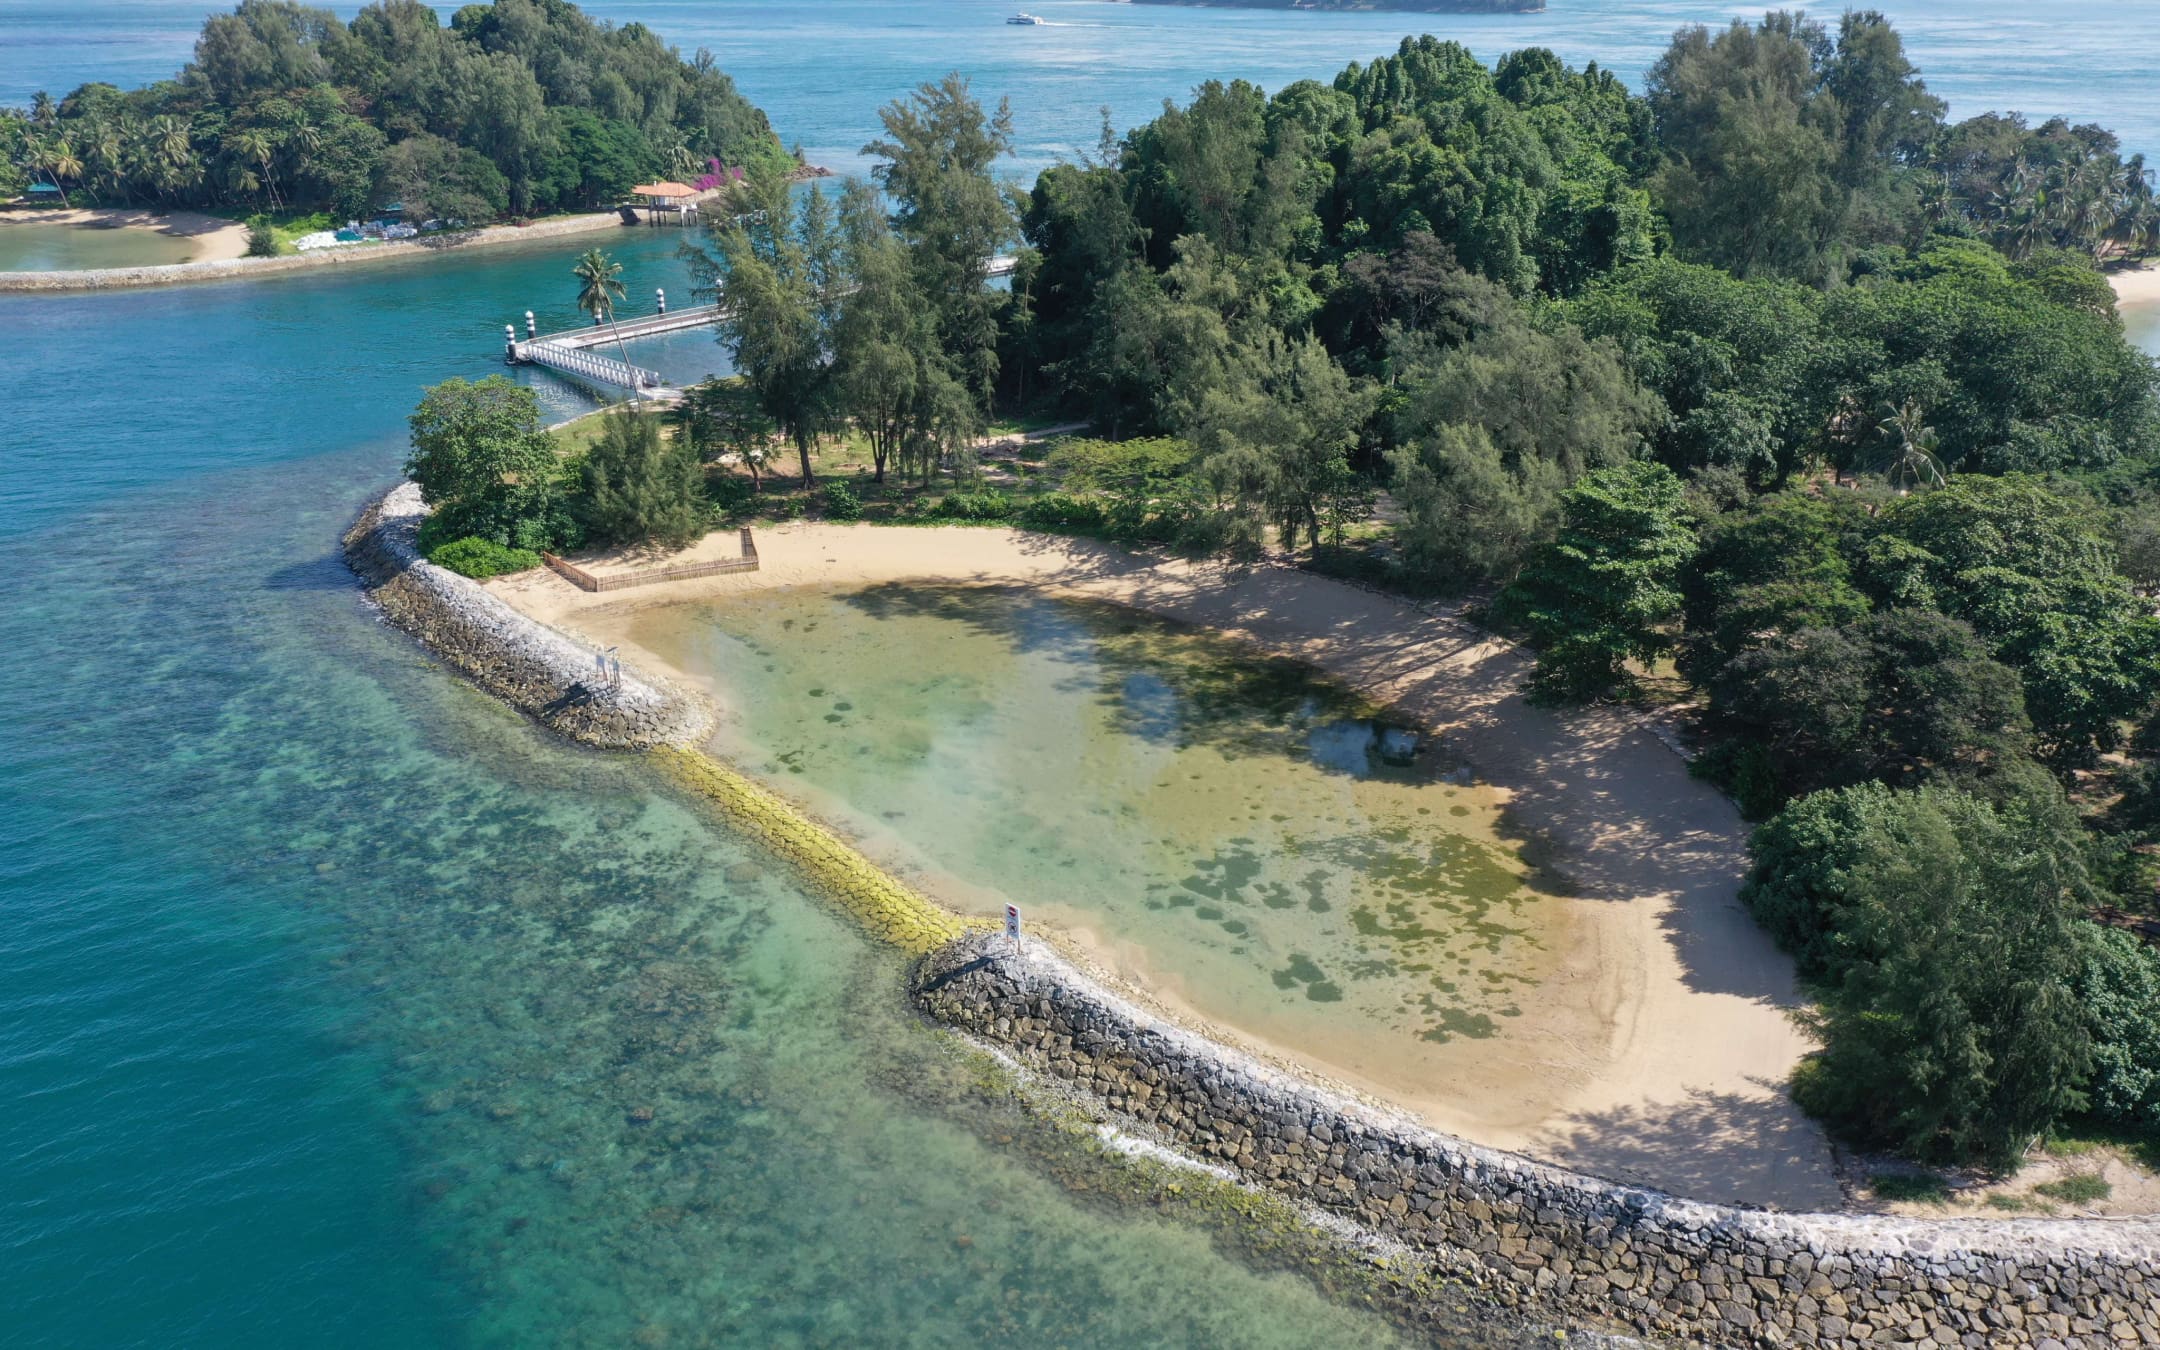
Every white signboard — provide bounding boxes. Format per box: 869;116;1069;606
1004;903;1021;946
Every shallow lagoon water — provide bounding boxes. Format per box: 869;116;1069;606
631;585;1572;1101
0;220;201;270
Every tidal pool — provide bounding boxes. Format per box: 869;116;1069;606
0;221;200;270
629;585;1576;1115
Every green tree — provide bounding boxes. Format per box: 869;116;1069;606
405;375;564;547
1787;783;2094;1166
1706;608;2032;813
1499;461;1695;702
572;246;625;325
1646;12;1941;283
832;179;939;485
688;166;836;486
1865;474;2159;754
1391;310;1658;582
1186;333;1371;553
577;409;704;549
863;73;1016;403
2077;928;2160;1133
372;131;508;223
1679;490;1872;687
673;376;774;492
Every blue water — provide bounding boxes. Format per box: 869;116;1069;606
7;0;2160;165
3;4;2158;1347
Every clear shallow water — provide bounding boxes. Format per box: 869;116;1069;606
2125;301;2160;358
631;586;1568;1086
0;221;198;270
7;0;2160;168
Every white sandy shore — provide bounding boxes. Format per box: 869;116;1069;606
0;209;628;291
488;523;1841;1209
2111;259;2160;307
1;206;251;261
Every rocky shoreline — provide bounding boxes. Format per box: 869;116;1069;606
343;483;708;748
915;932;2160;1349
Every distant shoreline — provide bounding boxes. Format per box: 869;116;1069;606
1132;0;1546;13
0;163;835;294
0;210;631;293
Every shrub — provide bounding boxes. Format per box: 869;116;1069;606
1868;1171;1949;1203
1738;782;1899;978
934;490;1015;521
703;471;755;521
1017;492;1106;531
428;536;541;579
245;218;279;257
2033;1173;2112;1205
822;481;863;521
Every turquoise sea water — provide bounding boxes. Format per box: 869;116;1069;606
4;4;2160;1347
7;0;2160;167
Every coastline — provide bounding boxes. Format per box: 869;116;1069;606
0;210;629;292
0;206;251;263
484;520;1841;1211
346;492;2160;1347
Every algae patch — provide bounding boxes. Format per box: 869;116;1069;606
653;745;975;955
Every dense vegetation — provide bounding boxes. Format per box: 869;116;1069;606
404;374;704;571
0;0;785;219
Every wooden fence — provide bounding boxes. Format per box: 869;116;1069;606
541;528;759;592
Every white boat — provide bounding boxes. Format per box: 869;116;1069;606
1006;12;1046;24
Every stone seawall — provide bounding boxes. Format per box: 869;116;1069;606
342;482;708;748
916;932;2160;1349
1;212;626;292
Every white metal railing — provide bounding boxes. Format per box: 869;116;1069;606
520;341;662;391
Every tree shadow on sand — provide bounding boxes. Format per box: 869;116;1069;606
1535;1083;1844;1212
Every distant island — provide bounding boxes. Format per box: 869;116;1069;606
1135;0;1546;12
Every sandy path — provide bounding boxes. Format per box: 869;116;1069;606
3;206;251;261
488;523;1841;1209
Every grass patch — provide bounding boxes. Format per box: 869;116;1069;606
1868;1171;1950;1203
1984;1192;2039;1213
2033;1173;2111;1204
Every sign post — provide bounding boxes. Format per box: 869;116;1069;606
1004;903;1021;953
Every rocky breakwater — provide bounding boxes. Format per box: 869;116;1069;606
343;482;709;749
915;932;2160;1349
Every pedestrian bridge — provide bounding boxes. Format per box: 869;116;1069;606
505;255;1018;395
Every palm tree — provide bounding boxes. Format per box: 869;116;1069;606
30;92;56;132
1876;399;1948;492
571;247;643;401
230;130;279;210
51;140;83;199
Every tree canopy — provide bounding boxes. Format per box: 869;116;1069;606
3;0;784;218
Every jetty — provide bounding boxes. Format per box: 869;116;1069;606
504;256;1020;395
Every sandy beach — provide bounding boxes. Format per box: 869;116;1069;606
487;523;1840;1209
0;208;627;291
2;206;252;262
2111;259;2160;307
